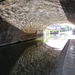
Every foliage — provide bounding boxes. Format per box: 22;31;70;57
46;29;50;42
50;29;59;32
60;25;72;32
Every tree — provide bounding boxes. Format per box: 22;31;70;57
66;25;71;31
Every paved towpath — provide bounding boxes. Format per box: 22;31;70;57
50;39;75;75
62;39;75;75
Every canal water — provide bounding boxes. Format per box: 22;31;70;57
0;39;60;75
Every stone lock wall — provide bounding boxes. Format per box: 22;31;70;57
0;17;36;46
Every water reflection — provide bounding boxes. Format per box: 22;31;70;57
0;40;60;75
